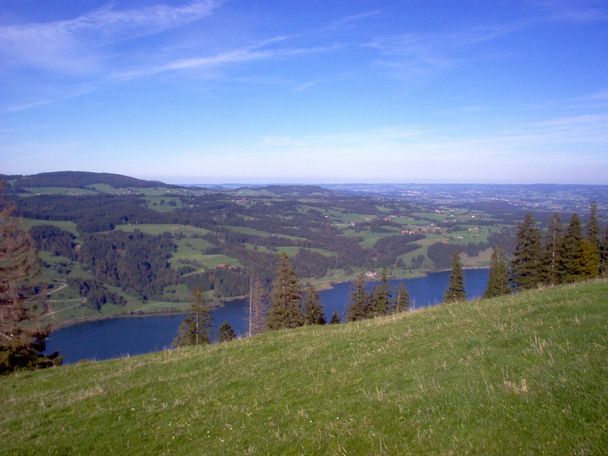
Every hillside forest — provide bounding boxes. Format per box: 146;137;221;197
2;172;607;328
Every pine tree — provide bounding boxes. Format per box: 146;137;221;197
444;253;466;303
558;214;585;283
1;184;61;374
393;284;410;313
601;227;608;277
585;202;601;278
370;268;391;317
346;274;369;321
510;213;542;290
173;287;211;347
302;283;325;325
587;202;601;248
484;246;510;298
218;322;237;343
580;239;600;279
266;253;304;330
329;312;341;324
248;276;266;336
541;214;562;285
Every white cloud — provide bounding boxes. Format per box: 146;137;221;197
113;42;341;81
0;1;221;74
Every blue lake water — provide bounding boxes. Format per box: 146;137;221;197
46;268;488;364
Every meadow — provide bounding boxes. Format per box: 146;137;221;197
2;280;606;454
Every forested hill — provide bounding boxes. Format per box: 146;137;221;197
3;171;605;326
1;280;606;454
4;171;179;190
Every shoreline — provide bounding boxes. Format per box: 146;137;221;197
49;267;490;330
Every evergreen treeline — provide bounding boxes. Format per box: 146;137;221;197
256;253;330;330
345;268;410;322
509;205;605;292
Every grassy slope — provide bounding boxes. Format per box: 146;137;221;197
2;281;607;454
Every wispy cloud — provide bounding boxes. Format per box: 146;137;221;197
256;112;608;164
294;80;320;92
367;1;607;81
528;0;608;23
324;10;382;32
114;41;341;81
0;84;100;114
0;0;221;74
368;24;518;79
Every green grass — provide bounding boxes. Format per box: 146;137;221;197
2;280;607;454
341;229;401;248
114;223;210;237
144;196;183;212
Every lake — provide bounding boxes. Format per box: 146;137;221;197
46;268;489;364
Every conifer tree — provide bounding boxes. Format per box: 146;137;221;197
444;253;466;303
393;284;410;313
510;213;542;290
1;184;61;373
584;202;601;278
484;246;510;298
370;268;391;317
329;312;341;324
587;202;601;248
558;214;585;283
601;227;608;277
542;214;562;285
302;283;325;325
266;253;304;330
173;287;211;347
346;274;369;321
580;240;600;279
218;322;237;343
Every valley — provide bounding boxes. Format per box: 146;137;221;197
4;172;605;327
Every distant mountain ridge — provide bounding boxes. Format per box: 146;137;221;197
4;171;179;189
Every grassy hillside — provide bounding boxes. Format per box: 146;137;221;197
2;281;607;455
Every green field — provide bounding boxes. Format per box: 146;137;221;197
342;229;401;248
2;280;607;454
144;196;183;212
114;224;211;237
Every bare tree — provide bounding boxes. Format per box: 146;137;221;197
248;276;266;336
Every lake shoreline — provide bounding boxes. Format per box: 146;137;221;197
46;268;490;363
48;267;489;330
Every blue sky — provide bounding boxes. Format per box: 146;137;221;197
1;0;607;184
